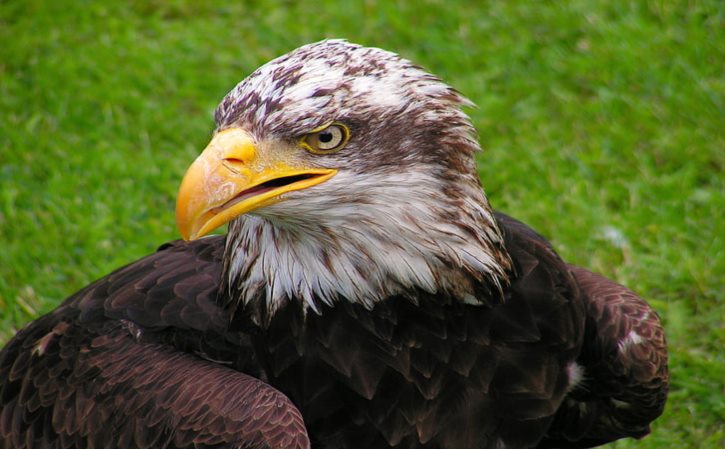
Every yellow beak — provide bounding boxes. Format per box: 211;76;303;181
175;128;337;240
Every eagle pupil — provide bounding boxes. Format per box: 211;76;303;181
319;132;333;143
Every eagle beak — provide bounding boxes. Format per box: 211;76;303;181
176;128;337;241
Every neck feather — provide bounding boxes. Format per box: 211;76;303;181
220;170;511;326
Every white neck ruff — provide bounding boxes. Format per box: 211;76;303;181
224;170;509;320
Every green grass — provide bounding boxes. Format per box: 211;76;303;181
0;1;722;447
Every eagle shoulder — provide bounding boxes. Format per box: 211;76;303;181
65;237;228;332
0;237;309;449
539;266;669;448
493;213;669;447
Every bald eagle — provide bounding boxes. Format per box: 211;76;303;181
0;40;667;449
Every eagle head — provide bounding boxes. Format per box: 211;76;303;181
175;40;511;319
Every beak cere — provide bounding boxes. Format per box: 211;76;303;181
175;128;337;241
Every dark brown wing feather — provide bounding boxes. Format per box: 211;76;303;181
494;213;668;448
0;237;309;449
538;266;669;449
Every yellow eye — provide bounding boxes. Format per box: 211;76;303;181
300;123;350;154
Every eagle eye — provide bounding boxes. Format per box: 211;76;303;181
300;123;350;154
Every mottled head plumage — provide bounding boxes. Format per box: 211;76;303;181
215;40;473;137
216;40;512;324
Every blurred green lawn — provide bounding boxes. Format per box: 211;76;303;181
0;1;722;447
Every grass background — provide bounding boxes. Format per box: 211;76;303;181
0;1;722;447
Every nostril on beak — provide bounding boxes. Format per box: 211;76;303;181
222;159;246;174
